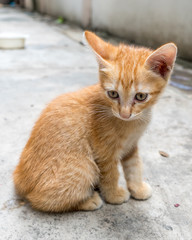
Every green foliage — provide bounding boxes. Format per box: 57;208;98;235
56;16;66;24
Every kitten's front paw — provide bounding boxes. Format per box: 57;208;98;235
103;186;130;205
129;182;152;200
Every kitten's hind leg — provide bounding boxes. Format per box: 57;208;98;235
24;154;101;212
121;147;152;200
77;191;103;211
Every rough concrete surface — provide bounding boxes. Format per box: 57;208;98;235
0;7;192;240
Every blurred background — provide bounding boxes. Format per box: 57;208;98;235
24;0;192;61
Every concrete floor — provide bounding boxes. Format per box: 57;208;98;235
0;7;192;240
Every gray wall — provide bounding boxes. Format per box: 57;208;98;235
24;0;192;60
37;0;84;23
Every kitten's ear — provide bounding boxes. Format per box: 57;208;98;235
84;31;117;70
144;43;177;80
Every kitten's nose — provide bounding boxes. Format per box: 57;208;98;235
120;107;131;119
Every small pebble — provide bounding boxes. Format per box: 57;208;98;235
159;150;169;158
19;201;26;206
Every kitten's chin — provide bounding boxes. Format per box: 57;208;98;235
117;116;133;121
112;110;142;122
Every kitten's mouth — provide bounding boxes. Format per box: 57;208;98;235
112;111;132;121
118;115;132;121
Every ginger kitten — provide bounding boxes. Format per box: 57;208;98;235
13;31;177;212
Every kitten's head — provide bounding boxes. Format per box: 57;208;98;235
84;31;177;121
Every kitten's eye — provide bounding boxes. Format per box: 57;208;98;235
107;91;119;99
135;92;148;102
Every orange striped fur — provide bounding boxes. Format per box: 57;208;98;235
13;31;177;212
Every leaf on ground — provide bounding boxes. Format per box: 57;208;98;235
159;150;169;158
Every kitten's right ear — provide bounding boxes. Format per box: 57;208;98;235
144;43;177;80
84;31;117;70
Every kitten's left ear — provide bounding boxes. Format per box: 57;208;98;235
144;43;177;80
84;31;117;70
